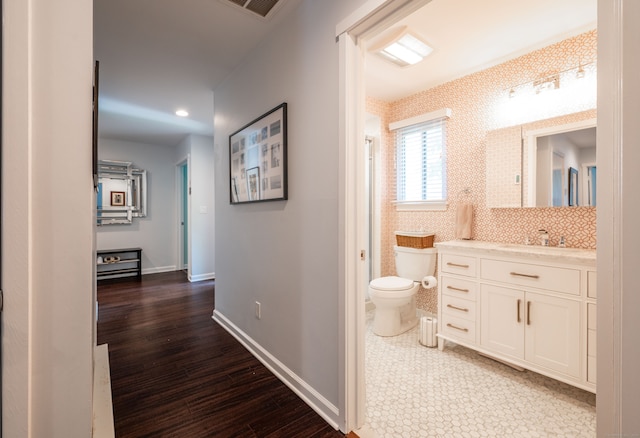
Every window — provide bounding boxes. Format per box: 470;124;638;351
393;110;449;209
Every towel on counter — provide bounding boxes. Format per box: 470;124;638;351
455;203;473;240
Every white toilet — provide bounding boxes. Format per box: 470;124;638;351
369;245;437;336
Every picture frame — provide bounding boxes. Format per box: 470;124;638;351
111;191;125;207
568;167;578;206
229;103;287;204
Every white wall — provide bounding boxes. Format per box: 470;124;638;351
98;138;178;274
212;0;369;428
187;135;216;280
175;134;216;281
2;0;94;435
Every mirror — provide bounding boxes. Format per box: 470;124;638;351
97;160;147;225
530;125;596;207
486;112;596;208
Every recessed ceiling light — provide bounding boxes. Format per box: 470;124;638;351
371;27;433;67
176;109;189;117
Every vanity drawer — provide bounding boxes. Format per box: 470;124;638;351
441;276;477;300
480;259;580;295
441;254;477;277
587;271;597;298
442;295;476;321
588;303;597;330
587;356;597;384
441;313;476;343
588;329;597;356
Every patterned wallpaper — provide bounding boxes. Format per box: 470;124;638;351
367;30;597;314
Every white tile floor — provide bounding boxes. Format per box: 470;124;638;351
364;311;596;438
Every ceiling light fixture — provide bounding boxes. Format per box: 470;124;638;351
371;27;433;67
176;109;189;117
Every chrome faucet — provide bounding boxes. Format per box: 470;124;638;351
538;229;549;246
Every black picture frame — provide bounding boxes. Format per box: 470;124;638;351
568;167;578;206
229;103;287;204
92;60;100;189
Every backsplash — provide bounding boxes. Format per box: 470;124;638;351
367;30;597;314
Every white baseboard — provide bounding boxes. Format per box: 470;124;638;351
211;310;340;429
189;272;215;282
93;344;115;438
142;265;177;275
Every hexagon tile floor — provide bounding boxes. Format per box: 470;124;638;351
364;311;596;438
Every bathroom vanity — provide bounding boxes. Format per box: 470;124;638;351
436;240;596;393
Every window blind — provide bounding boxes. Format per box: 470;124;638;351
396;118;446;202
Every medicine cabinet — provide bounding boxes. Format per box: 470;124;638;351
486;111;596;208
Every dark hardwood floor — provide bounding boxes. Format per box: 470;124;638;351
98;271;346;438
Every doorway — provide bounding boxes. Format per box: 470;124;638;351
177;159;190;274
338;0;604;433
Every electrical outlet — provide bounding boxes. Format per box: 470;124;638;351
255;301;261;319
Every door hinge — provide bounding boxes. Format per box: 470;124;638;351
0;289;3;312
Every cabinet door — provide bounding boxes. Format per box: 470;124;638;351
524;292;581;378
480;284;525;360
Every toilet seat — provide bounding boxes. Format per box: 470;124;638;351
370;276;414;292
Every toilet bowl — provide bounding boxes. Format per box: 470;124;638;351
369;276;420;336
369;244;437;337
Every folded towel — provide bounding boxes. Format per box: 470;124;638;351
455;203;473;240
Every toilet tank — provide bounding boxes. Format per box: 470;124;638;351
394;245;437;281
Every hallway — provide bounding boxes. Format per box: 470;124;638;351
97;271;344;437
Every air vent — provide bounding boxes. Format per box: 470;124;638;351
220;0;283;19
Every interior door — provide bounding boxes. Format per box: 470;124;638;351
182;163;188;269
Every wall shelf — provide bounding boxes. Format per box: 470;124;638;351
97;247;142;281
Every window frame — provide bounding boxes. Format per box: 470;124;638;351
390;108;451;211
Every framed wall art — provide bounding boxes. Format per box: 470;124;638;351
229;103;287;204
110;191;125;207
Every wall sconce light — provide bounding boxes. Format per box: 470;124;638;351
505;62;594;99
533;74;559;94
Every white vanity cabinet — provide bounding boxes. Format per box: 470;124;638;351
436;240;596;393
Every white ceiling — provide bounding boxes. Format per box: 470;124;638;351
94;0;597;147
365;0;597;101
94;0;303;147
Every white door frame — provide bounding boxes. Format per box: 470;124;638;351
176;156;191;277
336;0;433;431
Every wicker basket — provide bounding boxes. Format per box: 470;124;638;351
395;232;434;249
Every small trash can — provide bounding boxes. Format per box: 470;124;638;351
419;316;438;348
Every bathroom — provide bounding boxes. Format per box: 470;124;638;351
360;0;597;436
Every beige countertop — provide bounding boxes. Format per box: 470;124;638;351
435;240;596;265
